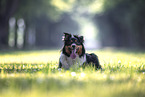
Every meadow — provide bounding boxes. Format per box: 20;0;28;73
0;50;145;97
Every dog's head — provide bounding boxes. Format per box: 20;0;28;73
62;32;85;59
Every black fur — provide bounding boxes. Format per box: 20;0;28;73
85;53;101;69
62;46;70;57
58;60;62;68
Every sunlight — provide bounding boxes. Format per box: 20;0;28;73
81;22;101;49
0;50;59;64
89;0;104;14
83;23;96;39
51;0;75;11
82;23;97;49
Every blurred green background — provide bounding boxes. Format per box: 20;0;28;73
0;0;145;50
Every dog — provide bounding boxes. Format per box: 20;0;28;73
58;32;101;70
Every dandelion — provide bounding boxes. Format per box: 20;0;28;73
118;60;121;64
39;64;43;68
71;72;76;77
103;74;107;79
58;68;62;71
80;73;86;78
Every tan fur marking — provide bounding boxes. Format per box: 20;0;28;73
65;46;71;55
76;45;82;56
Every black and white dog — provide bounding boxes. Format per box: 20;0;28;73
58;33;101;70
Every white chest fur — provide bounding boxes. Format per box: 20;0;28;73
59;53;86;69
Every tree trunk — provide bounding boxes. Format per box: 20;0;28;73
0;0;19;49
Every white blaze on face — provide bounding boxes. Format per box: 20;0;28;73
70;43;77;59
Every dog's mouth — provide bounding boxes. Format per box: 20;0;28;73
65;45;82;59
70;49;76;59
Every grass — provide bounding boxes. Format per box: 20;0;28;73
0;50;145;97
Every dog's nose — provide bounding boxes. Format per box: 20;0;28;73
72;44;76;49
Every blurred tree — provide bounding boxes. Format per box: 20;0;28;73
0;0;75;49
15;0;63;48
0;0;18;48
15;0;80;48
95;0;145;49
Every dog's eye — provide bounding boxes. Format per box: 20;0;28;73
71;40;73;43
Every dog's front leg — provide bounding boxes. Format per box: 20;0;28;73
59;55;70;69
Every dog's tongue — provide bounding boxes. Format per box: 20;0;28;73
70;49;76;59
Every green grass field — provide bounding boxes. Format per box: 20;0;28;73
0;50;145;97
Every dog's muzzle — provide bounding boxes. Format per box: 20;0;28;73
70;44;77;59
71;44;76;50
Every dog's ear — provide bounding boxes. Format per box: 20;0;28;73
79;36;84;43
74;35;84;43
62;32;71;41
